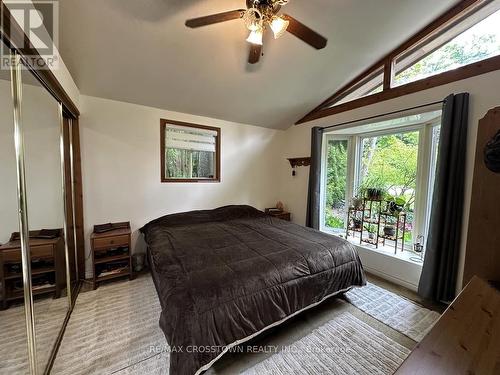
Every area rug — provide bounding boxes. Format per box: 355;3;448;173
116;312;409;375
346;282;440;341
241;313;409;375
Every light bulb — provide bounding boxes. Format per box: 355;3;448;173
246;28;263;45
248;22;260;31
270;17;289;39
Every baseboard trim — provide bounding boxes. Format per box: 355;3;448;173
363;266;419;292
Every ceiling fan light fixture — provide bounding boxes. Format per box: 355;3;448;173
246;28;263;45
243;8;262;31
270;16;289;39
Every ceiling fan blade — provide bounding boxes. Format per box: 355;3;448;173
248;43;263;64
185;9;246;28
282;15;328;50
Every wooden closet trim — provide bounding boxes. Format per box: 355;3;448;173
63;117;85;280
0;0;80;118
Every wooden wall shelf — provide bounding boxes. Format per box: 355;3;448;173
287;157;311;168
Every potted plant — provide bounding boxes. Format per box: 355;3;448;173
362;177;385;201
383;225;396;237
352;218;362;230
366;188;384;201
351;196;364;210
367;224;377;240
386;195;406;214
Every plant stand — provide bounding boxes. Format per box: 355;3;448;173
346;199;407;253
379;211;407;254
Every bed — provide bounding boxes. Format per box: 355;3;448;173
140;205;366;375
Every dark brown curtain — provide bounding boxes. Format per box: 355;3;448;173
418;93;469;303
306;127;324;229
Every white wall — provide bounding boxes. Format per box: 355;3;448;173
79;95;284;276
278;69;500;292
0;79;65;244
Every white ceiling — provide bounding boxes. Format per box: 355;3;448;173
59;0;460;129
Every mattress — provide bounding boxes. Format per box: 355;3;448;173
140;205;366;375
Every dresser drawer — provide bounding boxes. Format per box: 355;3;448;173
93;235;129;250
2;244;54;263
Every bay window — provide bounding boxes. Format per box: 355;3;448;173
321;110;441;257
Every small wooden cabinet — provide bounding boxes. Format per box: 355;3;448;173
0;235;65;310
90;222;133;289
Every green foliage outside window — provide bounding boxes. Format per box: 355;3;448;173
166;148;214;178
395;20;500;85
324;140;348;230
324;131;420;243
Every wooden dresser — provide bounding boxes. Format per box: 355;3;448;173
0;236;65;309
396;276;500;374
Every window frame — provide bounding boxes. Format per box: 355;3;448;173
320;135;356;232
320;117;441;251
160;119;221;183
298;0;500;124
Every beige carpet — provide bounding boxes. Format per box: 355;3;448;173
51;274;437;375
0;295;69;375
51;276;166;375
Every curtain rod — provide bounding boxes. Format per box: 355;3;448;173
320;100;444;131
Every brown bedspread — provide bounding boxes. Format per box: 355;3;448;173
141;205;366;375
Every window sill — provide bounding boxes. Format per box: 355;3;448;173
322;228;424;267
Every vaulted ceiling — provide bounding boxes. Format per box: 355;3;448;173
59;0;460;129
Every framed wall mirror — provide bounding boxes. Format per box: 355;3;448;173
160;119;220;183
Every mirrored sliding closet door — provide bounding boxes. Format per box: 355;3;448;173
0;44;30;375
20;63;71;374
0;47;79;374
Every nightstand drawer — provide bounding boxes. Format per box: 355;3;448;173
2;244;53;263
93;234;129;250
275;212;291;221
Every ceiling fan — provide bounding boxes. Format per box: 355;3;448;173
185;0;328;64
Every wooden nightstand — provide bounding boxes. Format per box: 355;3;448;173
90;222;134;289
265;209;291;221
